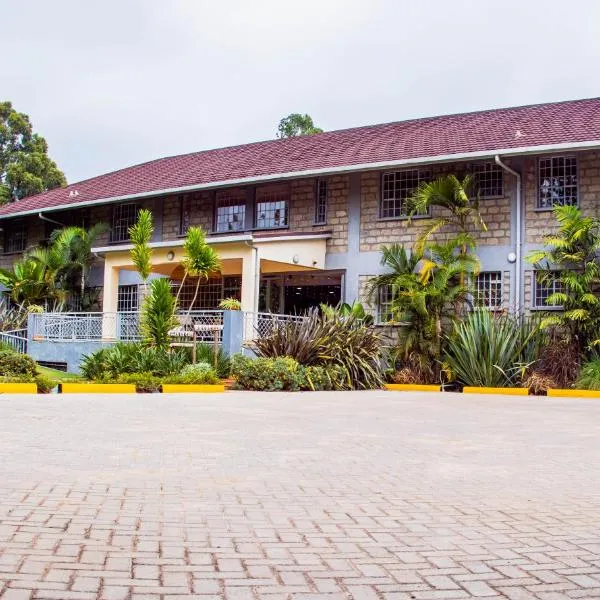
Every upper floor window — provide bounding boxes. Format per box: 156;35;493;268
215;189;246;233
474;271;503;310
538;156;578;209
472;162;504;198
314;179;328;225
110;203;139;243
255;186;289;229
376;284;395;324
534;271;564;309
380;169;430;219
3;219;27;253
179;194;192;236
44;209;90;241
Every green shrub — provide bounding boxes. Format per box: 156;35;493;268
575;359;600;390
167;362;219;385
35;374;56;393
140;278;178;349
231;355;307;391
116;372;162;393
443;311;545;388
0;350;37;376
251;309;384;390
80;343;189;380
194;343;231;378
304;364;345;391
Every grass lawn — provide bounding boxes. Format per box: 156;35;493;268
37;366;80;381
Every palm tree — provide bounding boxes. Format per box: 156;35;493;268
129;209;153;296
177;227;221;314
408;174;487;262
51;223;109;297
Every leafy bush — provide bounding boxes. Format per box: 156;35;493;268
80;343;189;380
575;359;600;390
116;372;162;393
0;350;37;376
167;362;219;385
140;278;178;349
34;374;56;393
443;310;545;388
231;355;307;391
218;297;241;310
251;309;384;390
304;364;345;391
194;343;231;378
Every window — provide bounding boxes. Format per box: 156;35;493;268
110;203;139;242
3;220;27;253
314;179;328;224
538;156;578;209
179;194;192;235
472;162;504;198
170;276;241;310
255;186;289;229
534;271;564;308
377;285;395;324
380;169;430;219
215;189;246;233
44;210;90;241
117;285;139;312
474;272;503;310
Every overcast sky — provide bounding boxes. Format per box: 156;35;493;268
3;0;599;183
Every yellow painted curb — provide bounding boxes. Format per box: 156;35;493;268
60;383;136;394
0;383;38;393
463;386;528;396
385;384;441;392
161;384;225;393
548;389;600;398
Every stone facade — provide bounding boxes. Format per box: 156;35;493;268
359;161;513;252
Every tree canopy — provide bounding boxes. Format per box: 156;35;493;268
277;113;323;138
0;101;66;204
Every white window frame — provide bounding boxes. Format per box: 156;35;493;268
255;186;289;230
474;271;503;310
537;155;578;210
472;162;504;199
214;189;246;233
117;284;139;312
314;179;328;225
110;203;140;243
533;271;564;309
376;284;395;324
380;169;431;219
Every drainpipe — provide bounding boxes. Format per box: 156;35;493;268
38;212;64;227
494;155;522;311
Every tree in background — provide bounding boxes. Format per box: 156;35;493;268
0;101;66;204
277;113;323;138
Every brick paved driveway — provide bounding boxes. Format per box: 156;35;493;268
1;391;600;600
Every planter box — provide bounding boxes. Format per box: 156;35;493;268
60;383;136;394
463;386;528;396
548;389;600;398
161;384;225;393
385;384;441;392
0;382;38;394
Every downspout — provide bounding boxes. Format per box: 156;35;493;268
38;212;64;227
494;155;521;311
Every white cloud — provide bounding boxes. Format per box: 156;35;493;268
3;0;599;182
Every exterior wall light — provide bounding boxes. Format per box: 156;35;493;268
167;251;175;261
507;252;517;263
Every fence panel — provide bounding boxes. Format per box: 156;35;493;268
0;329;27;354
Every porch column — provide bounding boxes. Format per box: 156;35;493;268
102;263;120;339
240;249;258;313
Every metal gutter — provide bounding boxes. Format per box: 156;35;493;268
494;155;522;310
1;140;600;220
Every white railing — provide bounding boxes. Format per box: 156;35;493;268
31;311;224;343
0;328;28;354
242;311;306;341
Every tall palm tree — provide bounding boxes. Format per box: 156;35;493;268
128;209;153;297
51;223;109;297
178;227;221;314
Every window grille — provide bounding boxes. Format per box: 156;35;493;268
215;189;246;232
377;285;395;324
472;162;504;198
110;203;139;242
314;179;328;224
538;156;578;209
3;220;27;253
380;170;430;219
117;284;139;312
255;187;289;229
534;271;564;308
474;272;503;309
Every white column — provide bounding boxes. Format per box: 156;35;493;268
101;264;120;340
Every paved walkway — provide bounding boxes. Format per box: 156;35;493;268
1;391;600;600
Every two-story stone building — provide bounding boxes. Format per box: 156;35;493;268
0;97;599;321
